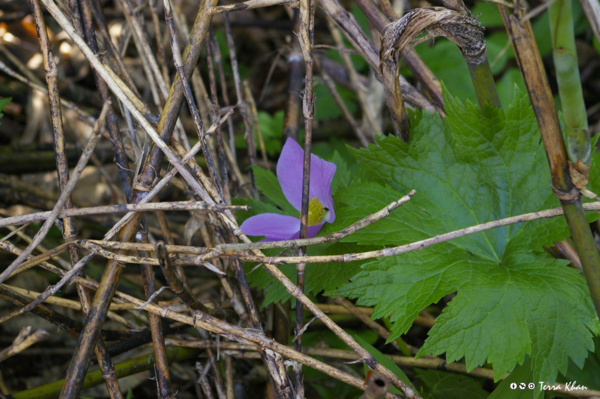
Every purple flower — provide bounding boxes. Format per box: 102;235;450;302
241;137;336;241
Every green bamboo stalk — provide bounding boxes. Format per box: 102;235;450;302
10;347;199;399
549;0;590;167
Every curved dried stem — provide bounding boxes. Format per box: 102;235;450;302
380;7;487;137
352;0;445;111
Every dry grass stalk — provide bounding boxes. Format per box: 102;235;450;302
0;101;110;284
156;241;232;319
334;297;410;353
205;33;232;203
216;201;600;264
211;0;299;14
2;285;134;311
317;58;370;147
314;304;436;328
225;355;234;399
324;18;377;142
0;201;248;228
138;231;173;399
223;14;258;199
579;0;600;45
282;13;304;143
498;2;600;317
295;0;318;390
165;340;500;382
0;327;49;363
77;0;134;201
163;0;224;212
28;3;125;395
214;190;415;252
244;81;269;168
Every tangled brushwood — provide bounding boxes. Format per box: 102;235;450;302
0;0;600;397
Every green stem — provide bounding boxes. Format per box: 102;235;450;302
466;55;502;109
10;347;199;399
562;200;600;313
549;0;590;166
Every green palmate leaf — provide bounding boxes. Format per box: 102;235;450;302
555;336;600;391
332;88;600;387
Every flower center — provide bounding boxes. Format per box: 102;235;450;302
307;197;329;226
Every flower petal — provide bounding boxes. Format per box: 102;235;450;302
241;213;301;241
277;138;337;223
277;137;305;211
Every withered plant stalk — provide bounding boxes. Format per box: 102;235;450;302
498;1;600;318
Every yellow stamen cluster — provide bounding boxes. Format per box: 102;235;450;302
307;197;327;226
